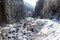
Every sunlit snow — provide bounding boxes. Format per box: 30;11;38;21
23;0;38;7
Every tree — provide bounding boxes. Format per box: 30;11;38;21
0;0;7;25
5;0;26;23
32;0;44;18
42;0;60;20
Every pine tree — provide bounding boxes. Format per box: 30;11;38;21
42;0;60;20
32;0;44;18
14;0;26;21
0;0;7;25
5;0;26;23
57;0;60;20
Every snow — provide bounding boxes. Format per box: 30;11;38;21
0;17;60;40
25;17;60;40
23;0;38;7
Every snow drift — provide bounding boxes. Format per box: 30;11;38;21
0;17;60;40
25;17;60;40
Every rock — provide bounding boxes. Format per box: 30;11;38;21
0;17;60;40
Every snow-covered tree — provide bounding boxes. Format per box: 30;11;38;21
32;0;44;18
42;0;60;20
5;0;26;23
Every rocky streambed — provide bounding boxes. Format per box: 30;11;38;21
0;17;60;40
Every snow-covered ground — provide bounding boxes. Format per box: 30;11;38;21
0;17;60;40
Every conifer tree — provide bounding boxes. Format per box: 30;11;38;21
32;0;44;18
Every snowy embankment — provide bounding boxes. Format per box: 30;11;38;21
25;17;60;40
0;17;60;40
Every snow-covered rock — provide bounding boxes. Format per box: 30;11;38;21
26;17;60;40
0;17;60;40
